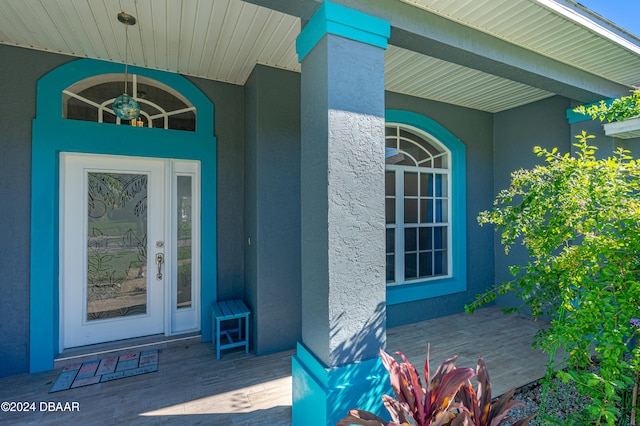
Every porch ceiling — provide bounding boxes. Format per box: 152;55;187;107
1;0;638;113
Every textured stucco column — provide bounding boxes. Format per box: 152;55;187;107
292;2;391;424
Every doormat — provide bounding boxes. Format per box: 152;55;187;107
49;350;158;393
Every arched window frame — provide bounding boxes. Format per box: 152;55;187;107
385;123;452;285
62;73;196;130
385;110;467;305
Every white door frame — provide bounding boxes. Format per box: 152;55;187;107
59;153;200;350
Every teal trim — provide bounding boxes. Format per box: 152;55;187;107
35;60;214;137
566;99;615;124
30;59;217;373
296;1;390;62
292;342;391;425
385;110;467;305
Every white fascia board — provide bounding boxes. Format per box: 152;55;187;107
534;0;640;56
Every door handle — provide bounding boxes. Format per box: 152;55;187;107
155;253;164;280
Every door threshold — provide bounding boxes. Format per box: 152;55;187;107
55;332;201;370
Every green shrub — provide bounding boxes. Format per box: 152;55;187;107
468;132;640;424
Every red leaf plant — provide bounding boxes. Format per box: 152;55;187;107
337;346;475;426
452;357;535;426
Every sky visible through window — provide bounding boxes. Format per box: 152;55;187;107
576;0;640;37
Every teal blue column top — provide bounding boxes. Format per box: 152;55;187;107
296;1;391;62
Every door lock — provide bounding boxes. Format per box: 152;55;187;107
155;253;164;280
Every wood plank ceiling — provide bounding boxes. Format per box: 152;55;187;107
0;0;639;113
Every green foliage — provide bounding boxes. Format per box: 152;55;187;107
574;88;640;122
469;132;640;424
338;348;533;426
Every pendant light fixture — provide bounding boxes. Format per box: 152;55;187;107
112;12;141;121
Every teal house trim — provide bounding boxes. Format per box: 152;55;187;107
30;59;217;373
296;1;390;62
385;110;468;305
566;99;615;124
292;342;390;425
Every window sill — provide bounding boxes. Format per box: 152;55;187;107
386;276;466;305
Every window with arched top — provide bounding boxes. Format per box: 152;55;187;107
62;74;196;131
385;123;451;285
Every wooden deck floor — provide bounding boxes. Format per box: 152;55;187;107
0;306;554;425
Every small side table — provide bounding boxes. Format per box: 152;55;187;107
212;299;251;359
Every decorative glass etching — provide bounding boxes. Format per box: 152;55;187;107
86;172;148;320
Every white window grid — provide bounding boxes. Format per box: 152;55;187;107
385;124;452;285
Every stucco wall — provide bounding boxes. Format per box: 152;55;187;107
244;65;302;355
184;75;245;301
385;91;496;327
0;45;74;378
492;96;572;309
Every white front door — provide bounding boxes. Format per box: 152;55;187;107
60;153;200;349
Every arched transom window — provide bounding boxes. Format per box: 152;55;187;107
385;123;451;285
63;74;196;131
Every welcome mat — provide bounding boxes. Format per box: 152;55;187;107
50;350;158;393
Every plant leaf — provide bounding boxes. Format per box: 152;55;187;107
380;350;405;402
431;367;476;411
424;344;431;416
396;363;418;413
379;350;418;418
429;408;458;426
430;354;459;392
509;413;536;426
488;388;522;425
488;401;524;426
382;394;409;424
476;357;492;424
450;412;474;426
456;382;480;423
336;409;390;426
396;351;425;421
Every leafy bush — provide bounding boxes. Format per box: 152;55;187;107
468;132;640;424
337;347;533;426
574;88;640;122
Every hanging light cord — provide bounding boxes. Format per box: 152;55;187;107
112;12;140;121
124;21;130;96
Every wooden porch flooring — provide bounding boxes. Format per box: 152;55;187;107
0;306;554;425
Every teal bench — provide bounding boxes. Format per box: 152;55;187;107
212;299;250;359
